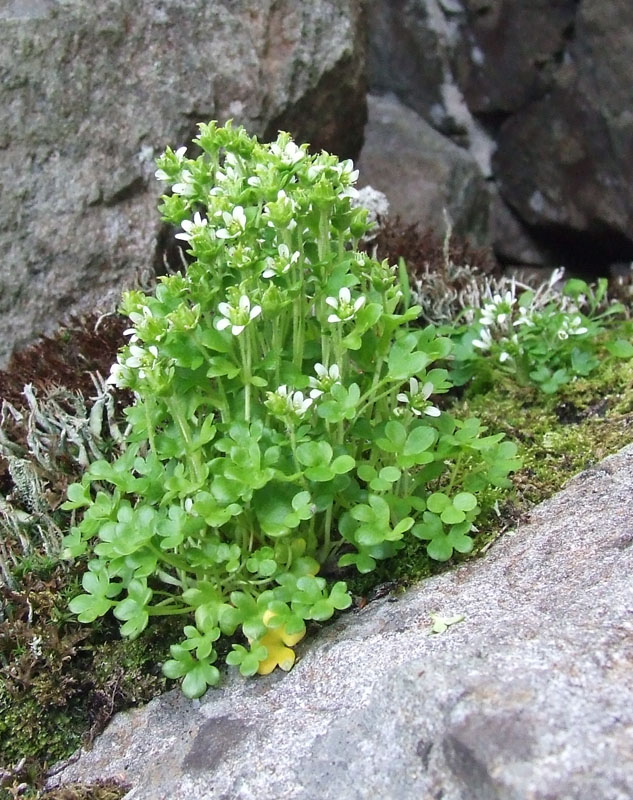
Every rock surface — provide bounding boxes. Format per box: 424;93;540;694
357;93;490;241
0;0;366;367
50;445;633;799
367;0;633;269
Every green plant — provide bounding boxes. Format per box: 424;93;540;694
63;122;519;697
447;271;629;393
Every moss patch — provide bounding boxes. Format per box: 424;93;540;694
0;561;181;796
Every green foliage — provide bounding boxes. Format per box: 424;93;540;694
63;122;519;697
446;273;630;393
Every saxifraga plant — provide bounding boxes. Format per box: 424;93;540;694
63;122;520;698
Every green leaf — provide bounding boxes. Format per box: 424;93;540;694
452;492;477;512
440;505;465;525
387;333;431;379
182;662;220;698
403;426;436;457
331;455;356;474
427;535;454;561
379;466;401;482
253;483;298;537
357;464;376;482
296;441;333;468
606;339;633;359
62;482;91;510
426;492;450;514
68;593;114;623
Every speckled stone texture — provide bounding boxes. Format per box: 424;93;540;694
50;445;633;799
0;0;366;366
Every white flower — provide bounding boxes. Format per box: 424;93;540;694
270;140;305;165
325;286;366;323
261;244;300;278
307;164;326;182
557;315;588;340
472;327;493;351
172;169;195;196
480;290;516;327
155;147;187;181
499;351;511;363
105;361;127;387
175;212;208;242
215;294;262;336
216;205;247;239
513;307;535;327
288;390;313;417
396;377;440;417
338;158;359;183
308;363;341;398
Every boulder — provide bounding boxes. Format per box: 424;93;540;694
0;0;367;367
493;0;633;268
357;93;490;242
366;0;633;270
48;445;633;798
453;0;576;116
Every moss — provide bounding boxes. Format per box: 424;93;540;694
0;561;181;794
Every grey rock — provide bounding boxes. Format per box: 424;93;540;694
357;93;490;242
490;189;554;267
49;445;633;798
367;0;496;176
367;0;448;127
453;0;577;115
366;0;633;268
494;0;633;266
0;0;366;367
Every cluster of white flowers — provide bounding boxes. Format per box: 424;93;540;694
175;211;208;243
154;146;187;182
264;385;313;419
262;244;300;279
269;139;305;165
106;341;161;387
215;205;247;240
557;315;588;340
479;291;516;327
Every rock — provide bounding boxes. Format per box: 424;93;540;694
48;446;633;798
367;0;447;128
367;0;497;173
366;0;633;270
493;0;633;268
357;93;490;242
0;0;367;367
453;0;576;115
490;189;555;267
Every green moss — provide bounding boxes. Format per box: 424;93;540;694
461;355;633;508
0;561;181;795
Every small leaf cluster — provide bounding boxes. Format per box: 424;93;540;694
63;122;519;697
448;275;631;393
